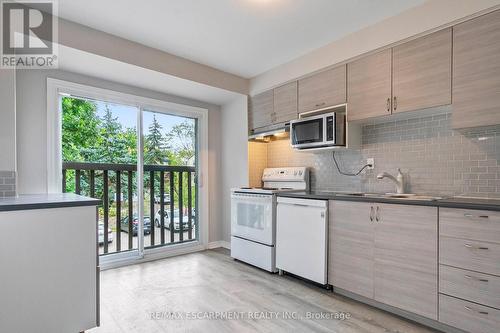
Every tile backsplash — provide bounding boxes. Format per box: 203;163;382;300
0;171;16;197
256;112;500;198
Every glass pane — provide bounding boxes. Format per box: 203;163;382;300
142;110;198;249
61;96;140;256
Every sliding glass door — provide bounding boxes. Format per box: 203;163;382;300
58;87;201;263
141;110;198;250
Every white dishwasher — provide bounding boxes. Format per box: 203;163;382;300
276;196;328;284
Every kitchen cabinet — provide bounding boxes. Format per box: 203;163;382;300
392;29;452;114
329;200;374;298
452;10;500;129
329;200;438;319
348;30;452;121
273;81;298;124
439;294;500;333
439;206;500;333
0;195;100;333
373;204;438;320
298;65;346;114
347;49;392;121
248;90;273;132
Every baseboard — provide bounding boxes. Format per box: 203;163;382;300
207;241;231;250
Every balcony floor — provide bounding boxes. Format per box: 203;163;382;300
90;249;437;333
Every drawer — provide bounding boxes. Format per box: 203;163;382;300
440;208;500;243
440;265;500;309
439;294;500;333
440;236;500;276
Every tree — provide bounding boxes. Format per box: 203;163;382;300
144;114;169;165
165;120;195;166
61;97;100;162
98;104;136;164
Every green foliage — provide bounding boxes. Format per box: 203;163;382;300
144;115;169;165
62;97;197;219
61;97;100;162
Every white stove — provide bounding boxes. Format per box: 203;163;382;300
232;167;310;195
230;167;309;272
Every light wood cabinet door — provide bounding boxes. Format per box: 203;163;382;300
439;294;500;333
452;10;500;129
329;200;374;299
347;49;392;121
298;66;346;113
373;204;438;319
273;81;297;124
392;29;452;114
248;90;273;132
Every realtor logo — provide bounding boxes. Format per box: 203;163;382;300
1;0;58;68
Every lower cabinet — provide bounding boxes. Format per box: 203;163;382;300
329;200;438;320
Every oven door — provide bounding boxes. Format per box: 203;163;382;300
231;192;275;246
290;116;325;148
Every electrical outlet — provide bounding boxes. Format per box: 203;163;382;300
367;158;374;170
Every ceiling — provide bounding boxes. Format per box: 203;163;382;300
57;0;426;79
58;45;242;105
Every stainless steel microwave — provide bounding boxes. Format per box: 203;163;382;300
290;112;346;149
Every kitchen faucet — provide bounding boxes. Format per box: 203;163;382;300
377;168;405;194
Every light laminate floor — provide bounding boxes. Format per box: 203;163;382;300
90;249;439;333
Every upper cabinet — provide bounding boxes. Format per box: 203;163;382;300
348;30;452;122
452;10;500;129
392;29;452;114
248;90;273;132
273;81;298;124
347;49;392;121
298;65;346;114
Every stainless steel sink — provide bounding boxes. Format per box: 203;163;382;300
383;193;442;200
333;192;442;201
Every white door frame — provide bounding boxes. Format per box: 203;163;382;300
47;78;210;266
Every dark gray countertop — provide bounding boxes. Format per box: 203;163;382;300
277;191;500;211
0;193;101;212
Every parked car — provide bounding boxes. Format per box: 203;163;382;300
98;224;113;244
154;208;195;231
154;194;171;204
120;215;151;236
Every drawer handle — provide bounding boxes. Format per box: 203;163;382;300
464;275;489;283
464;243;489;250
464;213;489;219
315;102;326;108
375;206;380;222
464;305;489;316
369;206;374;222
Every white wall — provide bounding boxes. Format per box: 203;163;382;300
0;69;16;171
15;69;224;242
250;0;500;93
220;95;249;242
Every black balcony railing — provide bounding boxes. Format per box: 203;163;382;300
63;162;197;255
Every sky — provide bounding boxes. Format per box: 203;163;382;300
94;100;195;138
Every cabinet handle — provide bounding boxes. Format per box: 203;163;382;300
393;96;397;111
464;243;489;250
315;102;326;108
386;98;391;112
464;275;489;283
464;306;489;316
375;206;380;222
369;206;374;222
464;213;489;219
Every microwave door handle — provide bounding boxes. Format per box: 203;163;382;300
323;117;327;144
